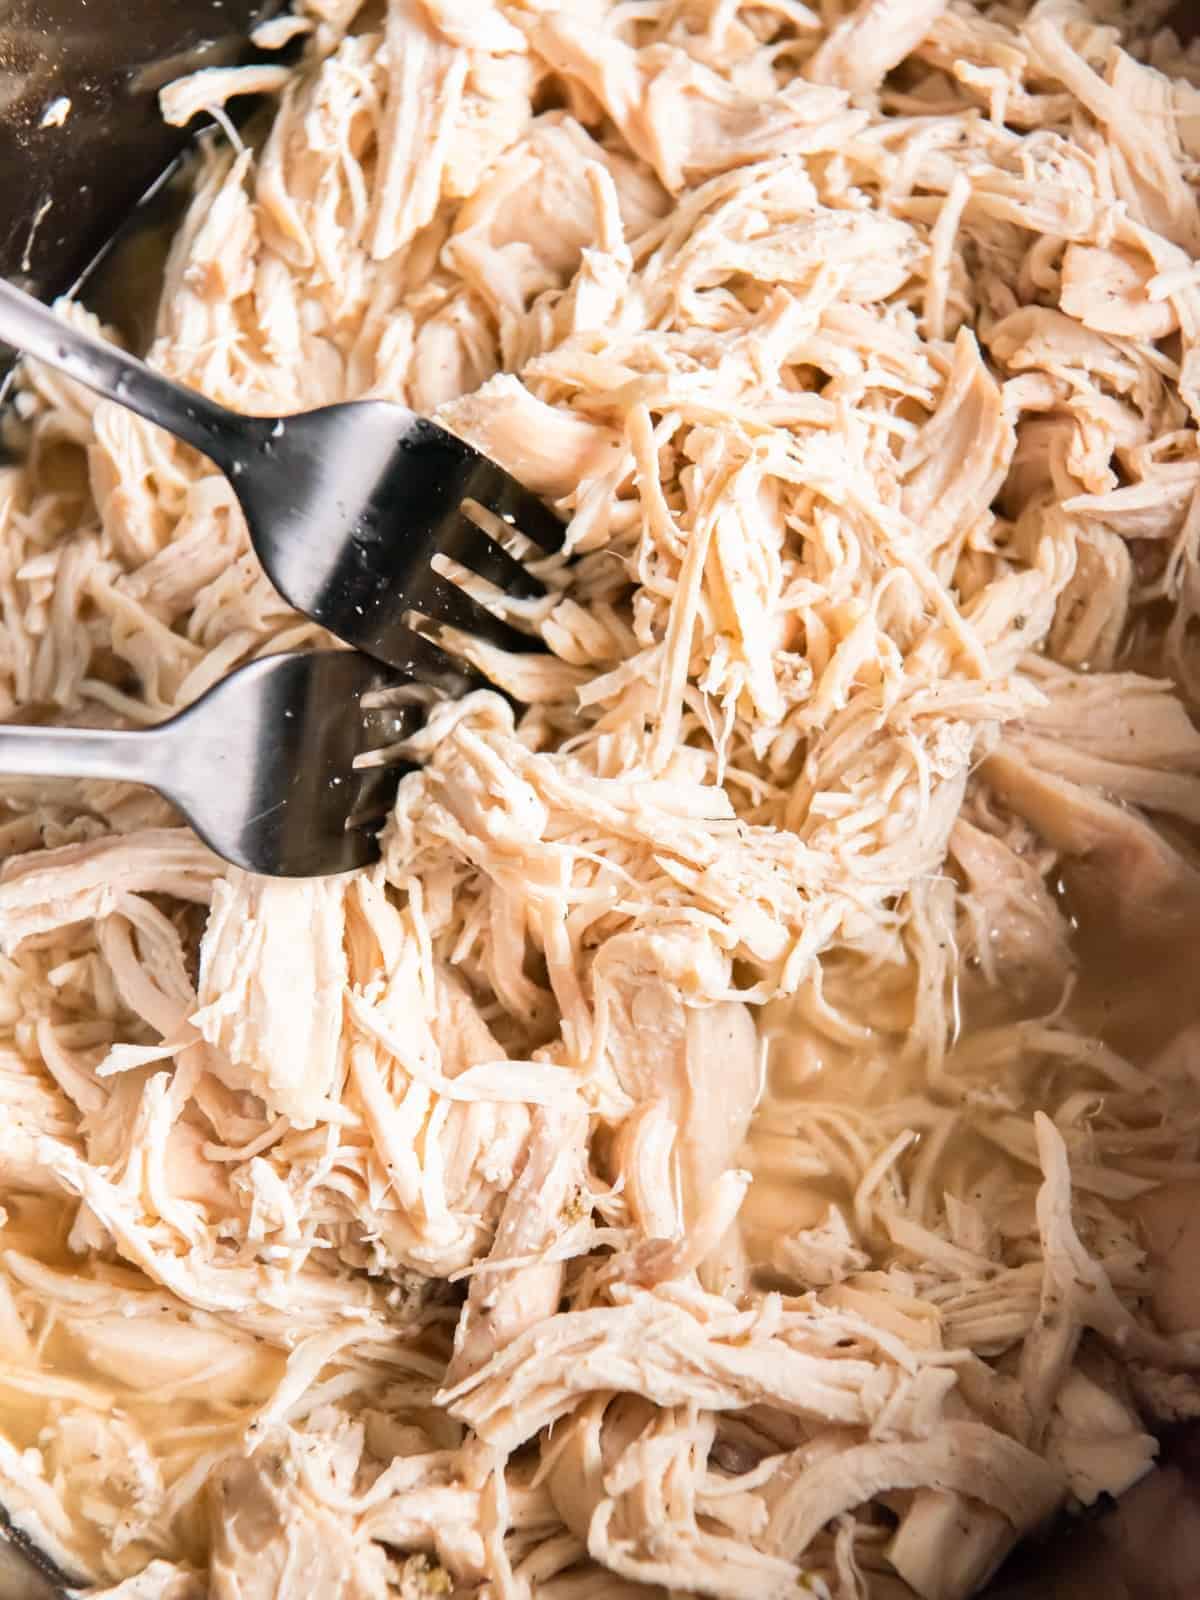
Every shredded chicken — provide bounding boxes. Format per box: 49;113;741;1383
2;1;1200;1597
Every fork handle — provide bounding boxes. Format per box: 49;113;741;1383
0;721;170;791
0;277;264;472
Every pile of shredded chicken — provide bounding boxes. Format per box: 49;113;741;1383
5;0;1200;1595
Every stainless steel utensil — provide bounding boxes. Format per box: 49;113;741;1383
0;650;414;876
0;277;563;694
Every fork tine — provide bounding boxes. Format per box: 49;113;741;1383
358;698;425;757
345;761;407;829
443;513;546;598
408;572;541;653
467;458;567;553
358;620;491;694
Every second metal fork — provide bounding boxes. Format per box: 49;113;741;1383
0;652;417;876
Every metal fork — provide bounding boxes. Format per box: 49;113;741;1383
0;652;416;876
0;278;564;692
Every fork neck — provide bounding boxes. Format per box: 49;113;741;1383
0;277;270;475
102;361;271;474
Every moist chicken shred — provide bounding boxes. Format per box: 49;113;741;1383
3;1;1200;1595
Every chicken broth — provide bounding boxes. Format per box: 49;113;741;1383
750;911;1200;1267
5;2;1200;1598
0;1189;281;1572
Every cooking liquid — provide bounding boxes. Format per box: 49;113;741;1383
746;861;1200;1286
